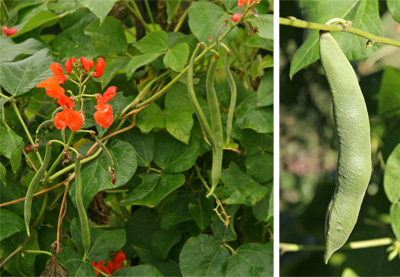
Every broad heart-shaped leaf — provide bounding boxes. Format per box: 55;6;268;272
245;34;273;51
250;14;273;40
77;0;117;23
257;70;273;107
212;204;240;242
69;139;137;210
126;53;160;80
101;57;131;89
0;49;54;96
219;162;267;206
151;229;182;260
387;0;400;22
179;234;230;277
163;42;189;72
233;128;273;156
189;1;238;44
236;94;273;133
116;128;154;167
158;192;194;229
245;152;273;183
390;202;400;241
134;246;181;276
113;265;163;276
0;163;6;187
252;183;273;222
134;30;168;54
123;172;185;207
164;83;194;144
153;132;200;173
378;67;400;118
0;125;22;173
226;242;273;277
0;37;45;62
57;247;95;276
167;0;181;21
70;217;126;261
0;209;25;241
290;0;381;77
85;16;127;55
188;196;214;232
136;103;166;134
384;143;400;203
12;10;58;37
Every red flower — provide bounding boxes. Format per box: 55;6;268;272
37;77;65;99
71;57;77;63
238;0;260;8
50;63;67;84
93;58;105;78
57;94;75;108
89;59;94;69
92;250;126;276
231;13;242;21
2;26;18;36
65;59;72;74
54;108;83;131
81;57;90;71
94;86;116;128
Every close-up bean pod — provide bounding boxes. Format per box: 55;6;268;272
319;31;372;264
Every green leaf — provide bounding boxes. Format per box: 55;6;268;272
116;128;154;167
244;34;273;51
113;265;164;276
378;67;400;118
257;70;273;107
179;234;230;277
77;0;117;23
123;173;185;207
250;14;273;39
212;204;240;242
151;229;182;260
153;132;200;173
219;162;267;206
0;37;45;62
166;0;181;22
234;129;273;156
236;94;273;133
189;1;238;44
0;163;6;187
135;30;168;54
245;152;273;183
126;53;160;80
0;209;25;241
101;57;131;89
290;0;381;77
0;49;54;96
10;142;22;174
158;193;193;229
69;139;137;209
0;125;23;160
252;183;273;222
85;17;127;55
0;97;9;120
12;10;59;37
164;83;194;144
388;0;400;22
134;246;181;276
57;247;95;276
70;218;126;261
226;242;273;276
163;42;189;72
188;197;214;231
390;202;400;241
136;103;166;134
384;143;400;203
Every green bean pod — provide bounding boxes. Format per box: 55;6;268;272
75;156;90;260
206;54;223;197
187;43;215;148
224;51;237;147
319;31;372;263
24;141;52;236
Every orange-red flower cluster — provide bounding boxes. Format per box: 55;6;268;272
238;0;260;8
92;250;126;276
2;26;18;36
37;58;112;132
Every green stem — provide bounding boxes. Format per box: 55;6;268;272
11;100;43;165
144;0;156;30
126;0;152;33
49;140;81;156
173;4;189;32
223;242;236;254
280;237;395;252
23;250;53;256
279;17;400;47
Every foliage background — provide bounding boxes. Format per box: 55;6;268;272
280;0;400;276
0;0;273;276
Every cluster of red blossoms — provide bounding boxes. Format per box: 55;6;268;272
231;0;261;22
2;26;18;36
36;57;116;131
92;250;126;276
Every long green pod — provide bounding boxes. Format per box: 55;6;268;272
24;141;52;236
319;31;372;264
187;43;215;148
206;54;223;197
224;51;237;146
75;156;90;261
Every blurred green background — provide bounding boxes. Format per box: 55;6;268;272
280;1;400;276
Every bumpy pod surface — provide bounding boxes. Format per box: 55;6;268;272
319;32;372;263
